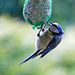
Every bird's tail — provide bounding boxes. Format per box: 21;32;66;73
19;50;40;65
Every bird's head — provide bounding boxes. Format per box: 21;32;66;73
49;22;64;34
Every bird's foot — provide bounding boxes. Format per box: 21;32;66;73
36;27;41;29
37;33;40;36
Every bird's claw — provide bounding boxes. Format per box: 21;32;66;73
37;33;40;36
42;28;44;32
36;27;41;29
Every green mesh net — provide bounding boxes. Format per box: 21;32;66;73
23;0;52;29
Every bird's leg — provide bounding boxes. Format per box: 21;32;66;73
42;23;46;31
37;23;44;36
48;21;53;25
37;21;53;36
42;20;50;31
42;20;53;30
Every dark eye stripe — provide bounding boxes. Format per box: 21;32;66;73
53;25;58;28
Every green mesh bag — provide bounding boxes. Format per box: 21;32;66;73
23;0;52;29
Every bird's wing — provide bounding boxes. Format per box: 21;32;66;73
19;50;40;65
40;37;57;58
31;50;44;58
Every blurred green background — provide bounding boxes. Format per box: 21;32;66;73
0;0;75;75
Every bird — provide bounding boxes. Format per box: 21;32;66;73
19;22;64;65
23;0;52;29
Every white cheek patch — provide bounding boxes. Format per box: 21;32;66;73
52;26;59;33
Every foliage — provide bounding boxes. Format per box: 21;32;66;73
0;0;24;17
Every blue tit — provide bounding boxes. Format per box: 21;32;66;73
19;22;64;65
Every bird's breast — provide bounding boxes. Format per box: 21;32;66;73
35;31;54;50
